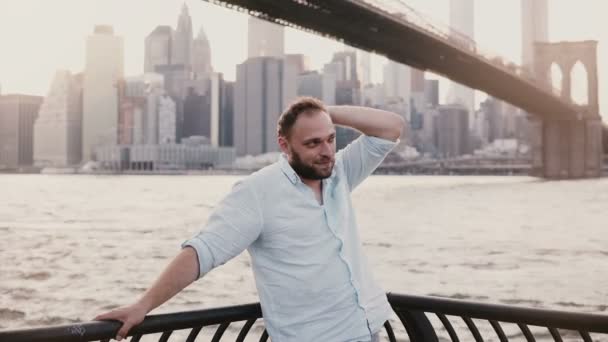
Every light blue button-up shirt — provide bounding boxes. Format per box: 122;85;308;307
182;135;398;342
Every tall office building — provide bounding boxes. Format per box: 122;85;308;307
157;94;177;144
361;84;386;109
208;74;221;147
298;71;336;105
425;79;440;107
447;0;475;123
479;98;495;143
193;26;213;80
383;60;411;119
437;104;469;157
172;4;194;72
144;26;173;73
283;54;309;108
118;73;175;145
326;51;362;149
248;17;284;58
182;73;232;147
521;0;548;72
142;75;176;145
118;75;146;145
82;25;124;161
0;95;43;169
183;86;211;140
34;70;83;167
199;74;235;148
234;57;284;156
410;68;426;130
219;81;234;148
345;46;372;87
358;50;372;87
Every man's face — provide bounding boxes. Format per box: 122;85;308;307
279;110;336;180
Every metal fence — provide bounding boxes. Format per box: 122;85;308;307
2;293;608;341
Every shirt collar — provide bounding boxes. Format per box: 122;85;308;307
279;153;301;185
279;153;337;186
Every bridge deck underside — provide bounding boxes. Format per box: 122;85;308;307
207;0;577;119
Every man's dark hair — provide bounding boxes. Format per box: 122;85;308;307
277;97;327;138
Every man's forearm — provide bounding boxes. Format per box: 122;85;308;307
326;105;405;142
137;247;200;313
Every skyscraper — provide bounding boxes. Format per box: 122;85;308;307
193;26;213;80
157;94;177;144
447;0;475;123
219;81;234;148
437;104;469;157
521;0;548;73
383;60;411;119
410;68;426;130
424;79;440;108
82;25;124;162
345;46;372;87
0;95;43;169
297;71;336;106
118;74;175;145
326;51;362;149
358;50;372;87
144;26;173;73
283;54;309;108
172;3;194;71
34;70;83;167
248;17;284;58
234;57;284;156
183;86;210;140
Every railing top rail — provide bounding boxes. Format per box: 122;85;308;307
0;303;262;342
388;293;608;333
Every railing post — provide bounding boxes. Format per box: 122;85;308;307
393;310;439;342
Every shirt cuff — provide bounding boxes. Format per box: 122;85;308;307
181;236;215;279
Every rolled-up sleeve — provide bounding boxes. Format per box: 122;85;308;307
181;180;263;279
337;135;399;191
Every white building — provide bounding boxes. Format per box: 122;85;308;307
362;84;385;108
297;71;336;105
94;143;236;172
345;46;372;87
144;26;173;73
383;60;411;120
248;17;284;58
282;54;308;109
447;0;475;125
193;26;212;81
157;94;177;144
120;74;175;145
82;25;123;161
521;0;548;73
172;3;194;71
34;70;82;167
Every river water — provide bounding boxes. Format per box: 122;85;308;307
1;174;607;340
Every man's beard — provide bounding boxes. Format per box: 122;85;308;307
289;149;334;180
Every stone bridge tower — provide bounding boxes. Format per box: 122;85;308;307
529;41;603;178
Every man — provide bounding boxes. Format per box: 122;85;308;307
95;97;404;341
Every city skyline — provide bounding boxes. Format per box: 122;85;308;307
1;0;607;118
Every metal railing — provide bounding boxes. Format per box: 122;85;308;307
389;293;608;341
2;293;608;341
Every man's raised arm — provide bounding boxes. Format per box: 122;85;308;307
327;105;405;141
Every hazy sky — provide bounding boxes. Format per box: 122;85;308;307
0;0;606;117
